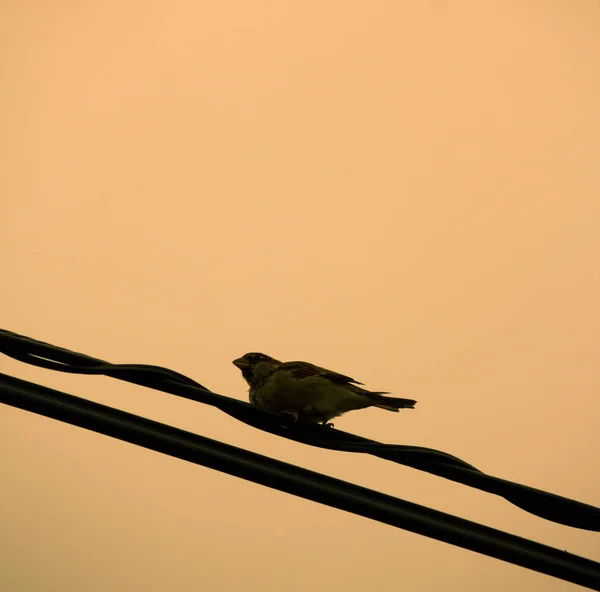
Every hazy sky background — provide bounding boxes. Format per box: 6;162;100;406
2;2;599;591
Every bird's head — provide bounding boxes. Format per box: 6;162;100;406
233;352;281;386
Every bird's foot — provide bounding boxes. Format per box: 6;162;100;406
321;421;335;428
281;410;300;423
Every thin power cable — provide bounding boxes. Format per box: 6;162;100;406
1;372;599;591
1;328;599;532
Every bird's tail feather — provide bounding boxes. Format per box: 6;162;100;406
370;393;417;411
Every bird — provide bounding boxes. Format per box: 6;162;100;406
232;352;416;424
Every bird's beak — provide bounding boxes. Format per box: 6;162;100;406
233;357;249;369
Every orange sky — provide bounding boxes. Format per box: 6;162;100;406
2;2;600;591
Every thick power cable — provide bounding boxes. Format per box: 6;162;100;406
1;373;599;590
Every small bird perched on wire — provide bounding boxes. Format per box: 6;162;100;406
233;352;416;424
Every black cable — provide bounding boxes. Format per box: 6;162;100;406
1;328;599;532
1;373;599;591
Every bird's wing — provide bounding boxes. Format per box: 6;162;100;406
278;361;364;385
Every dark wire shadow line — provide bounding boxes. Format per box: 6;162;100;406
1;327;599;532
1;372;600;591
